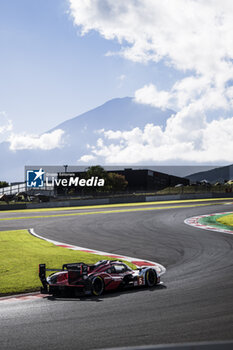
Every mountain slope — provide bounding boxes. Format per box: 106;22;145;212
186;164;233;183
53;97;173;132
50;97;174;153
0;97;175;182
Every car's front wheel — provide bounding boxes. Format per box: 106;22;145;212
145;269;157;287
91;276;105;296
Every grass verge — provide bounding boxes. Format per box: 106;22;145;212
198;213;233;232
0;229;135;296
217;213;233;227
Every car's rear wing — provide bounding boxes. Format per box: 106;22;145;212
39;264;63;293
39;264;48;293
62;262;88;273
39;263;89;291
63;263;89;285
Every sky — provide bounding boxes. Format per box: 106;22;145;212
1;0;233;166
0;0;179;136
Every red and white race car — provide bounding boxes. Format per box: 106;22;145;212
39;260;161;296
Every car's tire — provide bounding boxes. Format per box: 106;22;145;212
49;286;61;296
145;269;157;287
91;276;105;296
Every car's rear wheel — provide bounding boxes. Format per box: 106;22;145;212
91;276;104;296
49;286;61;296
145;269;157;287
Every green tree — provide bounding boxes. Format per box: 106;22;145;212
107;173;128;192
85;165;108;180
85;165;108;193
0;181;9;188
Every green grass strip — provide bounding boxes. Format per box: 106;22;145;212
199;213;233;231
217;213;233;227
0;229;135;296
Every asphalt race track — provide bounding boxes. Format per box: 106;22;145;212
1;199;233;349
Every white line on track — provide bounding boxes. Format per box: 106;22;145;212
29;228;166;274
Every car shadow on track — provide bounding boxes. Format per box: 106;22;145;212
46;284;167;303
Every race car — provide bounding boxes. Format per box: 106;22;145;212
39;260;161;296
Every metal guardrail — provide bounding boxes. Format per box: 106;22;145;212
0;183;55;196
0;183;26;195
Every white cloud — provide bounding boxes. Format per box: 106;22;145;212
0;112;13;139
8;129;65;151
68;0;233;118
68;0;233;163
134;75;231;115
135;84;171;110
81;115;233;163
133;74;232;153
0;111;66;151
79;154;96;162
68;1;233;75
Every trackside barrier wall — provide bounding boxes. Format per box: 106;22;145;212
0;193;233;211
97;341;233;350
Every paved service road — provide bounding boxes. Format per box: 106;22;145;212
0;199;233;349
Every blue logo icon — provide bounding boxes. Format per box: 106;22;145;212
27;169;45;187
